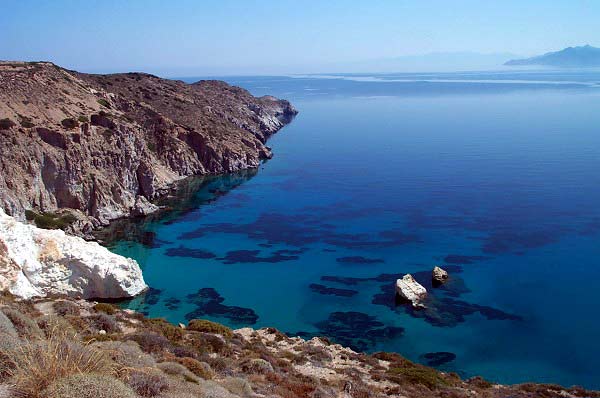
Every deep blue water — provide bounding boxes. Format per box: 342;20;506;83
107;71;600;388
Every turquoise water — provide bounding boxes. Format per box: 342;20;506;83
106;71;600;388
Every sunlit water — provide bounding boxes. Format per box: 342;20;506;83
105;70;600;388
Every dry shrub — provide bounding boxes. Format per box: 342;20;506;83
127;331;171;354
172;345;198;359
8;330;115;397
187;319;233;338
386;365;448;390
157;361;198;383
176;357;214;379
221;377;256;398
52;300;80;316
200;354;230;373
0;333;21;381
188;332;228;354
0;311;16;337
93;302;118;315
126;369;169;397
88;313;121;333
143;318;184;343
36;315;77;339
240;358;274;374
41;373;136;398
467;376;492;389
94;340;156;368
267;373;316;398
1;308;43;339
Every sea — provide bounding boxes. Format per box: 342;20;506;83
104;70;600;388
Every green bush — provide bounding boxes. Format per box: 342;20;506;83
24;210;76;230
0;118;16;130
143;318;184;343
387;365;448;389
97;99;111;108
78;115;89;123
187;319;233;338
42;374;137;398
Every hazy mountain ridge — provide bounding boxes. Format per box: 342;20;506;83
505;45;600;67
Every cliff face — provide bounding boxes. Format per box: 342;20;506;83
0;61;297;233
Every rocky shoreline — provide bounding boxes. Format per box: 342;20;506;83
0;61;297;237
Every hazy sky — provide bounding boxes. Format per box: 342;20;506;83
2;0;600;75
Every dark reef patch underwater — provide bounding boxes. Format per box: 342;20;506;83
107;71;600;389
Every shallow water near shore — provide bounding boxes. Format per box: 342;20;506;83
106;70;600;388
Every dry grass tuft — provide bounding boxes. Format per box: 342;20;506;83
8;328;115;397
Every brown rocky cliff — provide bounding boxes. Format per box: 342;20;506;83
0;61;297;233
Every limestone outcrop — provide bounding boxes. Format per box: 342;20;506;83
395;274;427;308
0;208;147;299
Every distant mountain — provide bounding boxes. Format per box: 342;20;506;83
505;45;600;67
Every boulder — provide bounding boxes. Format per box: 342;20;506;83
395;274;427;308
0;208;147;299
432;266;449;285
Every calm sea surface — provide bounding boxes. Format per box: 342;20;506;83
106;70;600;388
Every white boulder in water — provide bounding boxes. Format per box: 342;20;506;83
432;266;449;284
395;274;427;308
0;208;147;299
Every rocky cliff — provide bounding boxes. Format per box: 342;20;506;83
0;208;146;299
0;61;297;234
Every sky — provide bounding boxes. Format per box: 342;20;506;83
1;0;600;76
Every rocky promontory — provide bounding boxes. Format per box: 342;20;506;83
0;61;297;234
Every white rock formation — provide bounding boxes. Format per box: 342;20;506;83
432;266;449;284
0;208;147;299
395;274;427;308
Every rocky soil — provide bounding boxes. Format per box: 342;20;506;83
0;61;296;235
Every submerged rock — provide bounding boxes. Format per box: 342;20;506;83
0;208;147;299
395;274;427;308
432;266;449;285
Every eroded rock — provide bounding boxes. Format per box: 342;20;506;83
395;274;427;308
0;208;147;299
432;266;449;285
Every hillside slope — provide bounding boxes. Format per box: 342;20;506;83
0;62;296;234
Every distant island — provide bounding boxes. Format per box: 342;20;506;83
505;45;600;67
